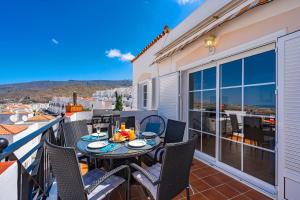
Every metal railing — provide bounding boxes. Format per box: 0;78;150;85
0;116;65;200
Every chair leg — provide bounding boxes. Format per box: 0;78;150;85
186;187;190;200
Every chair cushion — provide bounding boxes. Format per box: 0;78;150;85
132;163;161;200
147;147;165;162
83;169;125;200
145;123;161;134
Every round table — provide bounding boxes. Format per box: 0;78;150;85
76;136;161;160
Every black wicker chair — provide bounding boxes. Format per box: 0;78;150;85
229;114;242;140
45;140;130;200
139;115;166;136
147;119;186;163
62;120;89;148
131;135;197;200
62;120;92;165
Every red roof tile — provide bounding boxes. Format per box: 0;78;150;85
0;124;28;135
0;161;15;175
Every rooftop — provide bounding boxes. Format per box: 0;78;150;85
27;114;55;122
0;124;28;135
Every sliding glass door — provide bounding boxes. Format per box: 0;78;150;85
188;49;276;185
189;66;216;157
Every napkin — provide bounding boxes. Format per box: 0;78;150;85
146;139;156;146
100;143;121;153
81;135;97;141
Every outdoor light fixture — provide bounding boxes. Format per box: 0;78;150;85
204;35;216;54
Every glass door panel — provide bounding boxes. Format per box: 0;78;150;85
189;66;216;158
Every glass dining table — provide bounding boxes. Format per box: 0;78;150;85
76;134;161;161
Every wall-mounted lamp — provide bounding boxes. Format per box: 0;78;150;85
204;35;216;54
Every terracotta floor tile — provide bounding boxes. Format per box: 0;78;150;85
201;188;227;200
202;173;232;187
231;194;251;200
215;184;240;198
190;179;211;192
190;173;200;182
226;180;252;193
193;166;219;178
244;190;272;200
190;193;208;200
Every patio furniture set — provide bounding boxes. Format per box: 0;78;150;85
45;114;197;200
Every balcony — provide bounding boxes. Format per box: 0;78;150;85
0;110;272;200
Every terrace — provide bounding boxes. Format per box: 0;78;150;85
0;110;272;200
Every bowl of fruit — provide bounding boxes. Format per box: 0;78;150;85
110;132;127;143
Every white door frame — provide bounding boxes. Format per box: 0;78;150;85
185;44;278;198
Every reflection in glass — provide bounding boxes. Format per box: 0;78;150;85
189;111;201;130
244;85;276;115
220;59;242;87
203;90;216;111
243;116;275;150
189;130;201;151
202;112;216;134
220;88;242;112
220;114;243;140
220;139;241;170
244;50;276;85
203;67;216;89
243;145;275;185
189;71;202;91
202;133;215;157
189;92;201;109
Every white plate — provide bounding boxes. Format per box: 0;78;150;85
87;141;109;149
128;140;146;148
142;132;156;137
91;132;107;137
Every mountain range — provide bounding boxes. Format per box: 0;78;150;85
0;80;132;103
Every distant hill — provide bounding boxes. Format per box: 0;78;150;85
0;80;132;103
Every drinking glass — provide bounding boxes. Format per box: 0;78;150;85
121;122;126;132
129;127;135;141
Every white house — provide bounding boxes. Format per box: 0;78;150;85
132;0;300;199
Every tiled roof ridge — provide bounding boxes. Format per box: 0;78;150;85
131;25;170;63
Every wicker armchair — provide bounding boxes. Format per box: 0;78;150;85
139;115;166;136
45;140;130;200
147;119;186;163
131;136;197;200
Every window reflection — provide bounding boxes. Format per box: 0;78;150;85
189;111;201;130
202;133;215;157
220;88;242;112
244;50;276;85
202;112;216;134
243;145;275;185
189;92;201;109
243;116;275;150
189;71;201;91
203;90;216;111
244;85;276;115
203;67;216;89
220;139;241;170
220;59;242;87
189;130;201;151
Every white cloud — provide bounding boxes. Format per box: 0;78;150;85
120;53;135;61
51;38;59;45
177;0;198;5
106;49;121;58
105;49;135;62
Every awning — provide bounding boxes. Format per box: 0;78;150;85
154;0;273;64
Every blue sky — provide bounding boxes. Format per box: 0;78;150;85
0;0;204;84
